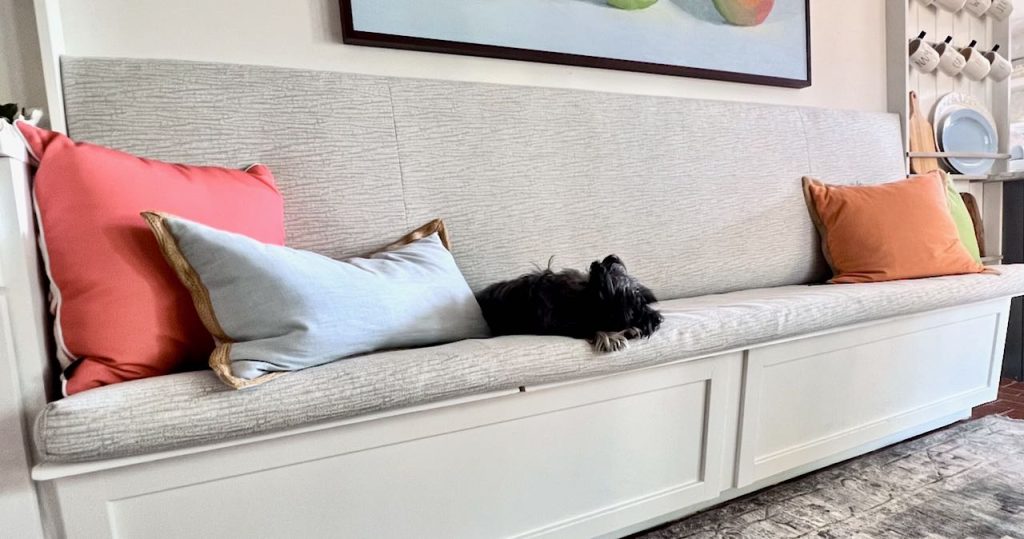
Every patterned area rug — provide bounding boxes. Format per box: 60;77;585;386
635;416;1024;538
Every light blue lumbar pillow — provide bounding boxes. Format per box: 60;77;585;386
143;212;489;389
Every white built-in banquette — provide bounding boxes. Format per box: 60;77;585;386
2;56;1024;538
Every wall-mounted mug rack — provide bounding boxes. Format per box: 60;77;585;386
917;0;1014;20
887;0;1011;258
908;32;1010;81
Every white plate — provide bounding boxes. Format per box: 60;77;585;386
932;92;997;171
933;92;996;140
938;108;998;175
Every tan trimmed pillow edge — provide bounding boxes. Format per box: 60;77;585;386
383;219;451;252
801;176;837;274
142;211;283;389
144;212;460;390
142;212;232;341
209;343;284;390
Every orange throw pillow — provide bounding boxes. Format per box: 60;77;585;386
803;171;984;284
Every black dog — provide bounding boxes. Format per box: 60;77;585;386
476;255;663;352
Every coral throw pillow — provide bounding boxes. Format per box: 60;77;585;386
802;171;985;284
18;122;285;395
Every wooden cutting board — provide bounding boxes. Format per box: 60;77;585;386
909;91;942;175
960;191;986;257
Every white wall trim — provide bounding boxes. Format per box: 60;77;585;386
0;121;49;539
32;0;65;133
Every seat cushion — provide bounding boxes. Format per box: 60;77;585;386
35;265;1024;463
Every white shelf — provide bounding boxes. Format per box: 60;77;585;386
949;172;1024;182
908;151;1011;159
981;172;1024;182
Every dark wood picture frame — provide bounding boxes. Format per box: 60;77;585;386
339;0;811;89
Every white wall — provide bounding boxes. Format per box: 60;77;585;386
1009;0;1024;60
55;0;888;112
0;0;46;110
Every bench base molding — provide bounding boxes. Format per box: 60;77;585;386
35;298;1009;538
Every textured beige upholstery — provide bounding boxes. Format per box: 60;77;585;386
61;57;905;299
41;56;1019;464
36;266;1024;462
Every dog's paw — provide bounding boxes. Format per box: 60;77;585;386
592;331;629;353
623;327;642;339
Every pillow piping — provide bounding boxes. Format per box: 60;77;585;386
383;218;451;252
143;212;463;390
801;177;836;272
16;120;74;376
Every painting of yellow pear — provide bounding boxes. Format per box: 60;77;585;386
340;0;809;87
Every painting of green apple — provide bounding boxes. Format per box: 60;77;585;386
341;0;809;88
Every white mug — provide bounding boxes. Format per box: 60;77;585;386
985;45;1012;81
987;0;1014;19
965;0;992;16
934;0;968;11
934;37;967;76
961;41;991;80
909;32;941;73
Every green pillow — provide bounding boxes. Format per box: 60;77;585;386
944;174;981;263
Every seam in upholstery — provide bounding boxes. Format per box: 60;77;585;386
797;109;814;175
386;84;411;230
35;403;49;458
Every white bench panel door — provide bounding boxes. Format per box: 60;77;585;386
737;301;1007;486
101;354;737;539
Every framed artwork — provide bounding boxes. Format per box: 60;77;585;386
339;0;811;88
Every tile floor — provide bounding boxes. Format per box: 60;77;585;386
971;378;1024;420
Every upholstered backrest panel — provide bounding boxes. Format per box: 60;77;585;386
61;59;408;258
61;57;905;300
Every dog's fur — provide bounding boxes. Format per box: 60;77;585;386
476;255;663;352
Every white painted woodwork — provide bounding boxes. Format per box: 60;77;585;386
736;298;1008;486
45;354;740;539
30;300;1010;539
31;0;65;132
0;120;47;539
607;408;973;539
